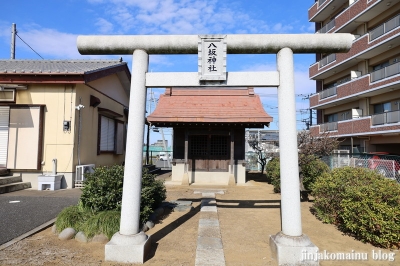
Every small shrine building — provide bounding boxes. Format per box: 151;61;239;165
147;86;272;185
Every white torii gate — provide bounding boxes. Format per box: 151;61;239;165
77;33;353;265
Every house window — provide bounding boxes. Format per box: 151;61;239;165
98;115;124;154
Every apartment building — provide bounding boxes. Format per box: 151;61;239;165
308;0;400;154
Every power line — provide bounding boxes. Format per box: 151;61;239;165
15;32;44;59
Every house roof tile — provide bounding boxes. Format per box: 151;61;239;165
147;87;272;126
0;59;127;74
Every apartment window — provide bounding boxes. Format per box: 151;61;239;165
374;102;391;114
341;111;350;121
327;113;338;122
98;115;124;154
373;61;389;71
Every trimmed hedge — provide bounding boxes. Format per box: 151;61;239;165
311;167;400;249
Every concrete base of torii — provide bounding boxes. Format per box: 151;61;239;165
105;232;152;263
270;232;319;265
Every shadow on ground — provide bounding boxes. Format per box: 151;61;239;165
246;171;271;183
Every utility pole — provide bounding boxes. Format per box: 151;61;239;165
11;23;16;59
150;91;170;168
301;94;315;130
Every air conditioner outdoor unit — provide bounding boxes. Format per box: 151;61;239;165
75;164;95;182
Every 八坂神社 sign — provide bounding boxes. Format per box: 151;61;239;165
198;35;227;81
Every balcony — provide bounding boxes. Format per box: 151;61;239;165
320;121;338;132
319;54;336;68
311;116;400;137
319;86;337;99
371;61;400;82
370;14;400;41
310;74;400;109
318;19;335;33
309;0;349;22
310;21;400;80
372;110;400;125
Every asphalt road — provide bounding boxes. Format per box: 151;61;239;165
0;189;81;246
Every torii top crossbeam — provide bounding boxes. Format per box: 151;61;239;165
77;34;354;55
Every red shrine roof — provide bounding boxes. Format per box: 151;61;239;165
147;87;272;127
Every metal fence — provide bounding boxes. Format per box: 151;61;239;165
320;121;338;132
318;0;328;6
370;61;400;82
318;19;335;33
319;53;336;68
322;152;400;182
319;86;337;99
369;14;400;41
372;110;400;125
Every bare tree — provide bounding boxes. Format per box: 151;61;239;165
248;139;268;174
297;130;340;166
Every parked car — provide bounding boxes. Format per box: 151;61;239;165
158;153;171;161
355;152;400;181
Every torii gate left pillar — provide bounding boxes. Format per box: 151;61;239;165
78;33;353;265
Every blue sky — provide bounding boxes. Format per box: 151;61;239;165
0;0;317;146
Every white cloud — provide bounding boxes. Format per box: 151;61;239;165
294;70;315;95
0;23;115;59
17;28;80;58
87;0;304;35
95;18;114;34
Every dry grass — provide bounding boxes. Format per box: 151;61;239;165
0;235;97;266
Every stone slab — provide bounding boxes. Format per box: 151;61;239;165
195;248;225;266
199;219;219;227
193;189;225;195
197;237;223;250
200;206;217;212
174;205;193;212
202;192;216;198
199;211;219;220
170;200;192;206
198;226;221;238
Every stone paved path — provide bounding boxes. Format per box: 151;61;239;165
195;190;226;266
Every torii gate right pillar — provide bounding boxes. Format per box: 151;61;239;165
269;47;319;265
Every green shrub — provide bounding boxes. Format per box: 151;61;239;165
56;166;167;238
140;168;167;224
80;165;124;212
300;155;330;191
311;167;400;248
265;158;280;192
266;156;329;193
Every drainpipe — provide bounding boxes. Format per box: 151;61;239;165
52;158;57;175
76;98;85;165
